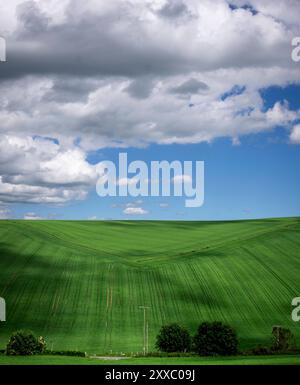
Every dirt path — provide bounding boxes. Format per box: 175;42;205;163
90;356;129;361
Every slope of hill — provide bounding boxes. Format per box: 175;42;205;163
0;218;299;353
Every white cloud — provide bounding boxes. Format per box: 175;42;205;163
0;135;98;204
125;200;144;208
0;2;299;151
159;203;169;208
24;212;44;220
232;137;241;146
111;200;144;209
172;175;192;184
290;124;300;144
1;71;299;154
265;101;298;125
123;207;149;215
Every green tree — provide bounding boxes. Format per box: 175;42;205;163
193;321;238;356
271;326;296;352
156;323;191;353
6;330;46;356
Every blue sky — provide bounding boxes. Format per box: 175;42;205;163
10;84;300;221
1;0;300;221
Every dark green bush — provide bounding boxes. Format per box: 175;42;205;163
156;323;191;353
247;345;272;356
6;330;46;356
193;321;238;356
141;352;197;358
271;326;296;352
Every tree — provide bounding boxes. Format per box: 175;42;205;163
6;330;46;356
271;326;296;352
156;323;191;353
193;321;238;356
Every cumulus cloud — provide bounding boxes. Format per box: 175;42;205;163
1;71;299;153
24;212;44;220
16;0;50;36
125;200;143;207
159;203;169;208
1;0;299;79
123;207;148;215
125;77;155;99
0;135;98;204
290;124;300;144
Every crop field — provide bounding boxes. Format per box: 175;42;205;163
0;218;300;353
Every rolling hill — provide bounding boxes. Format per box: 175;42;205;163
0;218;299;353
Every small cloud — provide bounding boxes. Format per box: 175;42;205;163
88;216;97;220
126;200;144;208
159;203;169;208
172;175;192;184
117;177;138;186
232;136;241;146
159;0;189;19
24;212;44;220
112;200;144;209
123;207;148;215
290;124;300;144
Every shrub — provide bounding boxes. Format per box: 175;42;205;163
247;345;272;356
193;321;238;356
6;330;46;356
156;323;191;353
271;326;296;352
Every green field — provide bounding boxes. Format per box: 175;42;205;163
0;218;300;354
1;354;300;365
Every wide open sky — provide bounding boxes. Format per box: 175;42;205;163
0;0;299;220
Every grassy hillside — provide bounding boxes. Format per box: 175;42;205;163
0;218;299;353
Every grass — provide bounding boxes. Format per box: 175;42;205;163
1;354;300;365
0;218;300;354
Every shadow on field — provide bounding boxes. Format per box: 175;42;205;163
129;248;228;266
0;241;80;286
